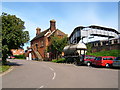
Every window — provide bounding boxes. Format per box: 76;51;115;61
115;57;120;60
35;44;38;50
77;30;80;37
40;41;44;47
114;39;118;44
103;58;113;60
95;57;102;60
90;56;96;59
85;56;89;59
109;40;112;44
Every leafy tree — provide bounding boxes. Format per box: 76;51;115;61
2;12;30;64
86;43;92;54
0;16;2;61
47;36;68;60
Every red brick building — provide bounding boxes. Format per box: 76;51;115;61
11;49;24;55
31;19;67;60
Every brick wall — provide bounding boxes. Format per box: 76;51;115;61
91;43;120;52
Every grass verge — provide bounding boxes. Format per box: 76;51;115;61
0;65;10;73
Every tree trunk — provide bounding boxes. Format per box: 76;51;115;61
2;52;8;65
2;56;7;65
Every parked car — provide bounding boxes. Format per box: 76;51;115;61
8;56;15;59
93;56;115;67
83;55;96;66
112;57;120;68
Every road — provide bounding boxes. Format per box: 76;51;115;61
2;59;119;88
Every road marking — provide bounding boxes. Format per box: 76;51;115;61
39;85;44;88
36;85;44;90
49;67;54;71
52;72;56;80
48;67;56;80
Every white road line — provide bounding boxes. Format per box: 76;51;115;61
49;67;54;71
48;67;56;80
52;72;56;80
39;85;44;88
36;85;44;90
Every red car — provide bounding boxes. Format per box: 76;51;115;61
8;56;15;59
84;55;96;66
93;56;115;67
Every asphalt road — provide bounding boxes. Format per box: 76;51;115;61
2;59;119;88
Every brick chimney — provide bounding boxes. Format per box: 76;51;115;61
50;19;56;31
36;27;41;36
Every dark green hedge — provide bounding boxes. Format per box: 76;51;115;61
14;55;25;59
52;58;66;63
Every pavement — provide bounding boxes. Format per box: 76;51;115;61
2;59;119;88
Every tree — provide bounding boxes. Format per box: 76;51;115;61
2;12;30;64
0;17;2;61
47;36;68;60
86;43;92;54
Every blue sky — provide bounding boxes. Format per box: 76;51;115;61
2;2;118;50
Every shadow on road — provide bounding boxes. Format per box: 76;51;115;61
7;62;23;66
91;65;120;70
75;64;120;70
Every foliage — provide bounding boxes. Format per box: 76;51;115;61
87;50;120;57
14;55;26;59
52;58;66;63
2;12;30;64
0;15;2;59
86;43;92;54
47;36;68;59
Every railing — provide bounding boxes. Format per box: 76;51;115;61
31;48;43;61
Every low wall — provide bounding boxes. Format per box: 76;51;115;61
91;43;120;52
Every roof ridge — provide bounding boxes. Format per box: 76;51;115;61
31;29;49;41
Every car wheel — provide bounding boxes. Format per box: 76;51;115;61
87;62;91;66
106;63;110;68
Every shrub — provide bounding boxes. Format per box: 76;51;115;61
14;55;25;59
52;58;66;63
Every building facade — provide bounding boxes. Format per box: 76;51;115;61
68;25;120;52
88;38;120;52
11;49;24;55
31;19;67;60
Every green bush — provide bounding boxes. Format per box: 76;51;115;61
52;58;66;63
87;50;120;57
14;55;25;59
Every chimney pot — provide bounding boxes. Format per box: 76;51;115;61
50;19;56;31
36;27;41;36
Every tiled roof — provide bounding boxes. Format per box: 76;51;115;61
31;29;49;41
31;29;67;42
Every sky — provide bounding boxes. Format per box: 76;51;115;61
2;2;118;50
